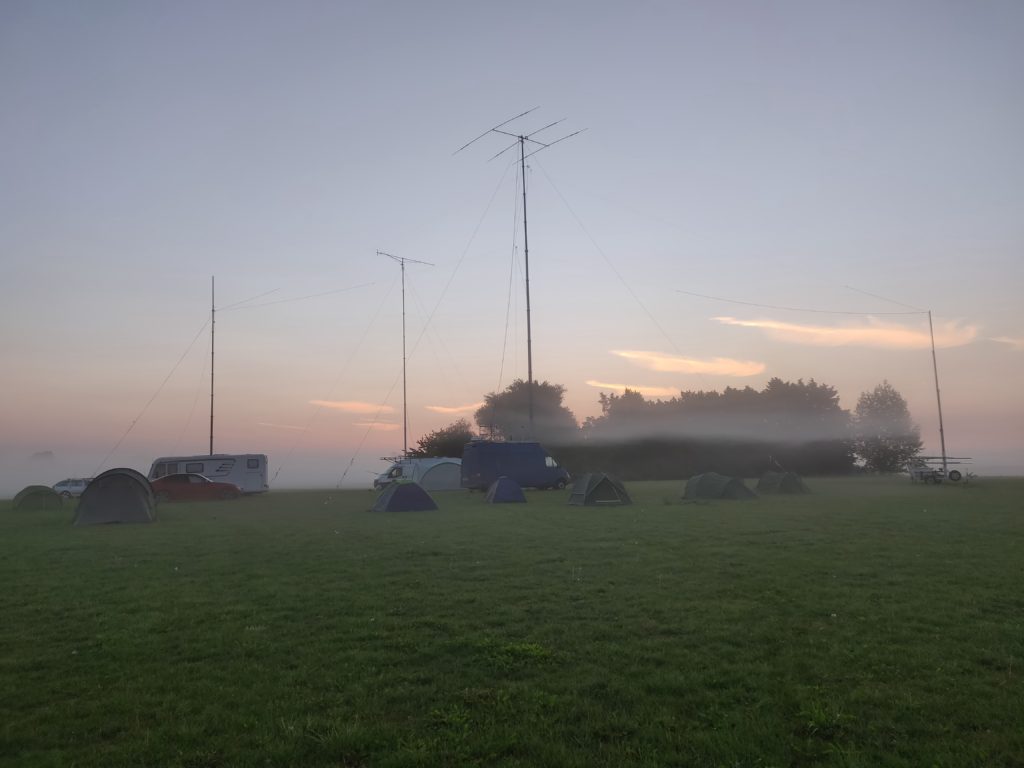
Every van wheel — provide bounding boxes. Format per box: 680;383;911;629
61;491;72;499
555;479;567;490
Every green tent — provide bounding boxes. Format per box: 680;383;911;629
74;468;156;526
568;473;632;506
757;471;808;494
13;485;63;511
683;472;756;500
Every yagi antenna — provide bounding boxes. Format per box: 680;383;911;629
455;109;584;437
453;107;540;155
378;250;433;457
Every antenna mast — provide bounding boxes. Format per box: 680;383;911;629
378;251;433;457
209;275;215;456
455;108;584;437
519;136;534;427
843;286;949;477
928;311;948;475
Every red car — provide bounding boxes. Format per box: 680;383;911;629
151;473;242;502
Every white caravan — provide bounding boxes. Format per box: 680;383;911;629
148;454;269;494
373;457;463;491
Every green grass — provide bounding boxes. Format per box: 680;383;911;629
1;476;1022;767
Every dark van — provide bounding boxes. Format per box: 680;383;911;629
460;440;571;490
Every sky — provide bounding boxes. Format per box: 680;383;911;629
2;0;1022;493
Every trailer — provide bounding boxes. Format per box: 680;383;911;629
906;456;973;484
148;454;269;494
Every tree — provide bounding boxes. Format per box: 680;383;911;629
854;381;923;472
408;419;475;458
474;379;579;444
573;378;854;477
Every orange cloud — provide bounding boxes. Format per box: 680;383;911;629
611;350;765;377
425;402;485;414
585;380;679;397
714;316;977;349
309;400;395;414
352;421;400;431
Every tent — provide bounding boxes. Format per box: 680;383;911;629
485;476;527;504
74;468;156;526
371;481;438;512
373;458;463;491
13;485;63;511
568;473;632;506
757;471;808;494
683;472;756;500
417;460;463;491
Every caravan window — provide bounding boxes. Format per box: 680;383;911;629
247;458;259;469
185;462;205;473
545;456;559;468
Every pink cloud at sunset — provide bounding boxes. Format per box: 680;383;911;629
991;336;1024;351
309;400;396;415
585;381;679;397
352;421;400;431
714;317;977;349
611;350;766;377
256;422;306;431
424;402;485;414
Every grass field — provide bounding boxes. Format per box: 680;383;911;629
2;476;1022;767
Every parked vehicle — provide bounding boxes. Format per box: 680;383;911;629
148;454;269;494
460;440;570;491
373;457;463;491
906;456;974;484
151;473;242;502
52;478;93;498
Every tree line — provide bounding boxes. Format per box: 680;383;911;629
410;377;923;478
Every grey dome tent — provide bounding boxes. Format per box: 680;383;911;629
13;485;63;511
683;472;756;500
74;468;156;526
757;471;808;494
372;481;438;512
417;460;463;491
568;473;632;506
485;476;527;504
